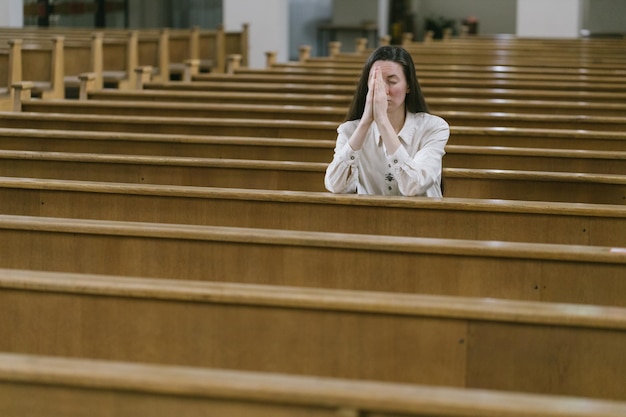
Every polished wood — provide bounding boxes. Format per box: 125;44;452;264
1;176;625;247
140;79;626;104
20;98;626;131
1;126;625;175
0;268;625;400
2;352;626;417
0;110;336;139
0;149;624;204
0;215;625;306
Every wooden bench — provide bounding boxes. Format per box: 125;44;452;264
3;109;626;151
0;149;625;204
19;98;626;131
191;71;626;94
0;110;337;139
450;125;626;151
1;176;625;247
0;268;625;400
167;24;248;76
273;59;626;78
84;88;626;117
0;36;65;99
0;214;625;306
3;352;625;417
239;63;626;85
311;51;626;71
1;126;625;175
139;80;626;104
402;37;626;56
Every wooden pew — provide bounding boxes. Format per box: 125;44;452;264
0;268;625;400
0;36;64;99
0;110;338;139
136;28;169;83
273;60;626;78
140;80;626;103
3;352;626;417
1;126;625;175
402;37;626;57
1;176;625;247
237;64;626;85
100;30;138;90
89;88;354;106
0;149;625;204
450;125;626;151
192;71;626;93
19;98;626;131
0;214;625;306
85;88;626;117
311;50;626;70
7;104;626;151
2;109;626;151
168;24;247;76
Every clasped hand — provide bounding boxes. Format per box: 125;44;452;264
362;67;389;124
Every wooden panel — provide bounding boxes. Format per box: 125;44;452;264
466;322;626;399
1;270;625;399
0;289;467;387
1;178;626;247
0;215;625;306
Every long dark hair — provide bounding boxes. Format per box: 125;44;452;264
345;46;429;121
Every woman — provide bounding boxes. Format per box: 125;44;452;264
324;46;449;197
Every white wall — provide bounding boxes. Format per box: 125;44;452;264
1;0;23;27
517;0;582;38
224;0;289;68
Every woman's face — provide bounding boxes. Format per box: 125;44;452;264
370;60;408;114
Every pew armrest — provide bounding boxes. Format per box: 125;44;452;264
78;72;97;101
134;66;154;90
183;59;200;82
11;81;34;112
226;54;242;74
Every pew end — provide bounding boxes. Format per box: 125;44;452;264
134;65;153;89
328;41;342;57
78;72;97;100
226;54;242;75
354;37;368;53
183;58;200;82
265;50;278;68
299;45;312;62
10;81;33;112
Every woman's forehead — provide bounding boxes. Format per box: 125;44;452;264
371;60;404;76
